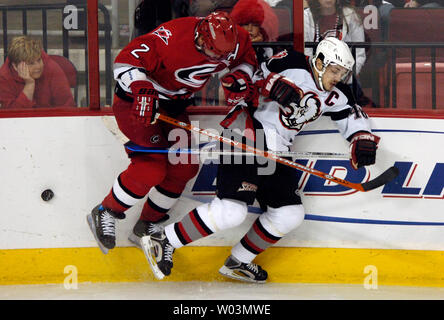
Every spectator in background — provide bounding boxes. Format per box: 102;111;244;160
212;0;279;104
0;36;75;109
304;0;369;105
305;0;366;75
404;0;443;7
230;0;279;61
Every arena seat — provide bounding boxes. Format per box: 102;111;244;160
382;9;444;108
50;55;78;106
390;62;444;109
388;8;444;62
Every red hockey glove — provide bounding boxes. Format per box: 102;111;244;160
261;72;303;107
349;131;380;170
130;80;159;126
221;70;253;107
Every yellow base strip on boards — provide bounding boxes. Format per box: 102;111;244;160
1;246;444;287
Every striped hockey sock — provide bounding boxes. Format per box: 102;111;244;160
140;185;181;222
165;208;214;248
102;174;145;213
232;216;282;263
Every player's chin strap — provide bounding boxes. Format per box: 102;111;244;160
311;57;326;91
155;113;400;192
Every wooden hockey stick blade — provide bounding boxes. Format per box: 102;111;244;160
361;166;399;191
156;113;398;192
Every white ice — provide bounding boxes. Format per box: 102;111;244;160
1;281;444;300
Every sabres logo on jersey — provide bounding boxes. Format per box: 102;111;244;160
153;26;172;45
279;91;322;132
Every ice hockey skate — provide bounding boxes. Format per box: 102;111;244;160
86;204;125;254
140;228;175;280
219;255;268;283
128;219;162;249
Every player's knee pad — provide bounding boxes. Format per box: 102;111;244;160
197;197;248;232
259;204;305;237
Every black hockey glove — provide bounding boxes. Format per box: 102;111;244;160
261;72;303;107
349;131;380;169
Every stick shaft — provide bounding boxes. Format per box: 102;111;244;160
124;146;348;158
156;113;366;191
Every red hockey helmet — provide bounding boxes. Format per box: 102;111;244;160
195;11;238;60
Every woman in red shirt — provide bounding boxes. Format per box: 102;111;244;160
0;36;75;109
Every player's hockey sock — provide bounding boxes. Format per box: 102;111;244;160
102;174;146;213
140;185;181;222
231;216;282;263
164;208;214;249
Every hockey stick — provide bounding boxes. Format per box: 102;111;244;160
102;115;348;158
156;113;399;192
124;143;349;158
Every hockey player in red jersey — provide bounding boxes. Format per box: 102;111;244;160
87;11;258;254
141;38;380;282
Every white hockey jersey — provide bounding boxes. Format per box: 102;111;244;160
253;50;372;151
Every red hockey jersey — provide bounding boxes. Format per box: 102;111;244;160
114;17;258;99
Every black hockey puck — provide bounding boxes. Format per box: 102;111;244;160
41;189;54;201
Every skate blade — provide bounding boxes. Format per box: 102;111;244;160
218;265;266;284
86;214;109;255
128;233;142;249
140;235;165;280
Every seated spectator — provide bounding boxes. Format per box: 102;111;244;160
305;0;371;105
404;0;443;7
230;0;279;61
0;36;75;109
305;0;366;75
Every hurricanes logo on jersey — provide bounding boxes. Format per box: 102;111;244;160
175;64;219;88
269;50;288;63
153;26;172;45
279;91;322;132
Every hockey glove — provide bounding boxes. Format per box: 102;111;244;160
130;80;159;126
349;131;380;170
261;72;304;107
221;70;254;107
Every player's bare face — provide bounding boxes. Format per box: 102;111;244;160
322;64;349;91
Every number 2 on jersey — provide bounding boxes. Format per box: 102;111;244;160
131;44;150;58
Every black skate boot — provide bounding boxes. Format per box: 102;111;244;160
86;204;125;254
128;219;164;249
140;228;175;280
218;255;268;283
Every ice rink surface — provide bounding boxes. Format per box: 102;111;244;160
1;281;444;300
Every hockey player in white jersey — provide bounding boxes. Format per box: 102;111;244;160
141;37;380;282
